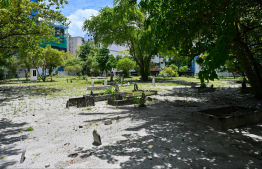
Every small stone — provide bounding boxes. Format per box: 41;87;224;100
104;120;112;125
79;125;83;128
45;164;50;168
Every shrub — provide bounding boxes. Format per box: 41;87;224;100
25;126;34;131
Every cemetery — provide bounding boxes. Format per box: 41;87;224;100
0;76;261;168
1;0;262;168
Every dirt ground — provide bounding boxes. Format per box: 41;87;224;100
0;82;262;169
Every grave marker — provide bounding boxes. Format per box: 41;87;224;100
191;82;196;88
93;130;102;146
152;76;155;86
134;83;138;91
104;79;107;86
115;85;119;92
110;73;114;82
91;80;94;87
20;146;26;163
70;79;72;83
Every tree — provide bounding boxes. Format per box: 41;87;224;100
96;46;110;75
65;57;84;76
83;0;156;81
36;45;64;81
117;57;135;77
140;0;262;97
0;0;69;57
76;41;99;75
9;56;21;78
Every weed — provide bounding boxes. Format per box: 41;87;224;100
25;126;34;131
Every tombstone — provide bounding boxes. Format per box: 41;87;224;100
122;75;124;81
120;76;123;84
67;79;68;83
127;82;130;86
86;77;88;81
110;73;114;82
104;120;112;125
139;91;146;107
134;83;138;91
93;130;102;146
152;76;155;86
104;79;107;86
20;146;26;163
90;91;94;96
91;80;94;87
191;82;196;88
115;85;119;92
70;79;72;83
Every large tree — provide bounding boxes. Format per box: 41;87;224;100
0;0;69;57
139;0;262;97
83;0;156;81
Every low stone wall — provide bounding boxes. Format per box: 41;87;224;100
126;90;157;97
66;96;94;108
87;85;111;90
191;106;261;129
83;92;127;102
108;98;134;106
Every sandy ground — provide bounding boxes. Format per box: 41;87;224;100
0;84;262;169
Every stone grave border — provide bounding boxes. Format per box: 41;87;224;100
192;106;262;130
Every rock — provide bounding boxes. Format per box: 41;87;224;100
79;125;83;128
93;130;102;146
104;120;112;125
45;164;50;168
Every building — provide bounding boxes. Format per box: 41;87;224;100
68;36;85;56
41;23;69;52
150;55;168;76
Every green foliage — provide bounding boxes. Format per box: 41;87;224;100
65;57;84;76
0;0;69;57
117;57;136;77
165;67;174;76
140;0;262;96
25;126;34;131
179;66;189;72
104;87;117;94
130;96;146;105
83;0;156;81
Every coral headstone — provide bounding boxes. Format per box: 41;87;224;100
93;130;102;146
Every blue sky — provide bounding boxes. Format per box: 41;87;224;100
61;0;114;37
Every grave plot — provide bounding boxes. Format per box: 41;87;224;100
108;97;134;106
126;90;157;97
191;106;262;129
66;96;95;108
83;92;127;102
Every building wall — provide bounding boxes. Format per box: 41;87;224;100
69;36;84;56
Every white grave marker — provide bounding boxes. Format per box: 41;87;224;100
152;76;155;86
91;80;94;87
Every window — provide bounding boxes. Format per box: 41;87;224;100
33;70;36;76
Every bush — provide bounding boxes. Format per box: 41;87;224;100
179;66;189;72
104;87;117;94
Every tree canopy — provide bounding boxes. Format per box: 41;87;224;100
83;0;156;81
0;0;69;57
139;0;262;97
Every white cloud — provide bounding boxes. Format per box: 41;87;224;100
67;9;99;37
